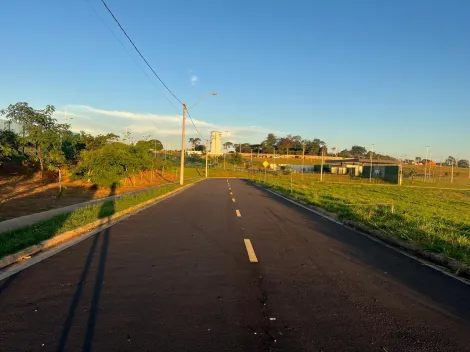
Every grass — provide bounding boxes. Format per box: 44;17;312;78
253;171;470;265
0;178;200;259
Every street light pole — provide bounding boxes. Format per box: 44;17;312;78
369;144;374;183
302;143;305;180
429;151;433;182
424;146;430;182
223;130;228;171
179;103;187;185
399;157;403;186
451;160;454;183
179;92;217;185
320;147;325;182
205;138;209;178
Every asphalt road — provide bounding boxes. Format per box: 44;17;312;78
0;178;469;351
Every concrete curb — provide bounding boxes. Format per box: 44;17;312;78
251;181;470;281
0;179;202;271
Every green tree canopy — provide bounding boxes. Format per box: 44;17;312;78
0;130;20;160
350;145;367;157
75;143;139;188
457;159;469;168
1;102;61;175
262;133;278;148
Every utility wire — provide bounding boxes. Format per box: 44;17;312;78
186;111;203;139
84;0;181;115
89;1;206;143
99;0;183;106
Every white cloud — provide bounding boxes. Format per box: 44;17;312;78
190;75;198;86
57;105;284;149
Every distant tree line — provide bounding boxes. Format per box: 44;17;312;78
225;134;398;160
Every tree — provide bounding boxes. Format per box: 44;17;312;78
189;137;201;150
227;152;243;165
0;130;19;160
350;145;367;158
223;141;234;151
415;157;422;163
262;133;278;148
277;135;295;154
457;159;469;168
135;139;163;154
446;156;456;166
74;143;140;188
338;149;352;158
1;102;59;176
195;144;206;152
79;132;120;151
303;138;325;155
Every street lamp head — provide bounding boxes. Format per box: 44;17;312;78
211;92;217;95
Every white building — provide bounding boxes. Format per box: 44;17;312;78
210;131;223;155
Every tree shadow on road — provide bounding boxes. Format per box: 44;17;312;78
58;183;116;352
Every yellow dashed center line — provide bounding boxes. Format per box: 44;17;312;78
244;239;258;263
236;209;241;217
230;192;233;195
232;198;236;203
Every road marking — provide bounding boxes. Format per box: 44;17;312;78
244;239;258;262
236;209;241;217
232;198;236;203
230;192;233;195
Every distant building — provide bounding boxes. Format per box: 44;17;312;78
186;150;203;156
210;131;223;155
0;119;23;135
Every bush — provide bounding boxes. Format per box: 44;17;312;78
73;142;152;188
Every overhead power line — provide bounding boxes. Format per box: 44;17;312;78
99;0;183;106
84;0;180;115
186;111;203;139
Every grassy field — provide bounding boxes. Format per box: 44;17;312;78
250;171;470;265
0;178;201;259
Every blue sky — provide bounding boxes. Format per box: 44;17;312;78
1;0;469;160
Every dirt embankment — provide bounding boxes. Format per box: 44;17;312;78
0;163;179;220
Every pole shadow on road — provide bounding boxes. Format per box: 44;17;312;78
241;179;470;322
58;183;116;352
